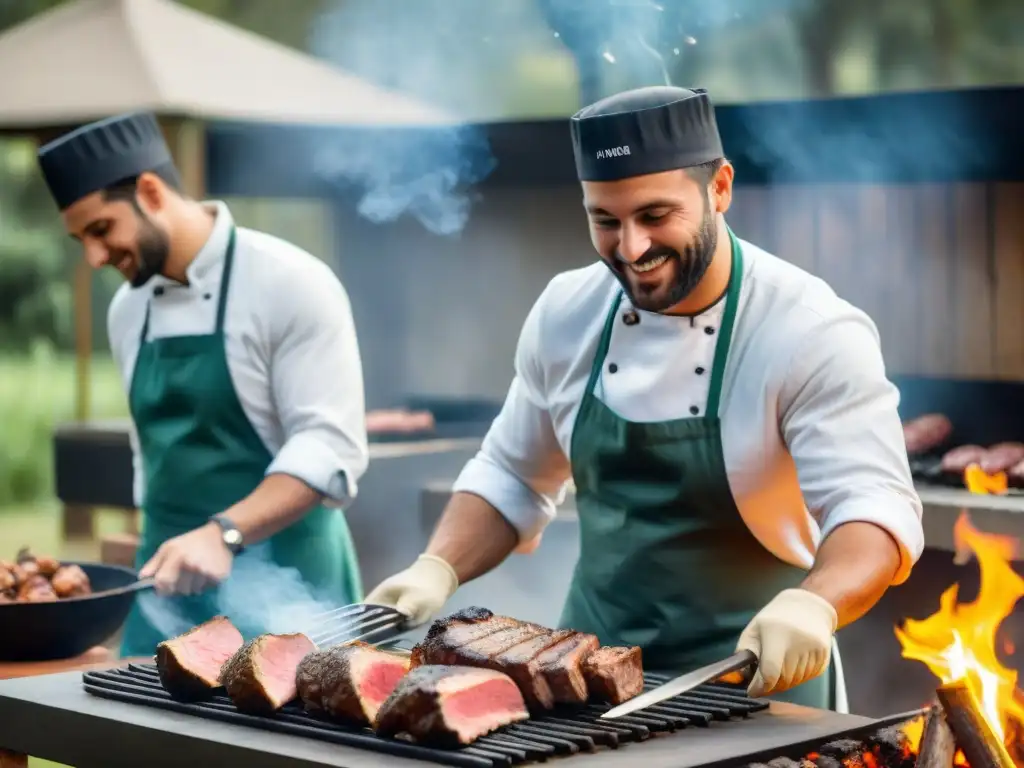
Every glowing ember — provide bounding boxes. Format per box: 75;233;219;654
894;511;1024;749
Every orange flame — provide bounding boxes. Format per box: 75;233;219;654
894;511;1024;747
964;463;1009;495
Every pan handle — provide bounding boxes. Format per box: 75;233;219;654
125;577;156;593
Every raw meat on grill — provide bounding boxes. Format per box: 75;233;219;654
979;441;1024;473
410;606;643;710
374;664;529;746
221;632;317;715
295;640;411;726
901;413;952;454
156;616;244;701
582;646;644;704
940;444;986;473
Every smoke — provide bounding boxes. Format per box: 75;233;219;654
134;544;341;642
307;0;500;237
216;544;337;637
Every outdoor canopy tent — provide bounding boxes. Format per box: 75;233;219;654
0;0;456;420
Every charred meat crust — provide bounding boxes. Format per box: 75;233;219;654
220;638;270;713
155;616;242;701
375;665;528;747
410;606;642;709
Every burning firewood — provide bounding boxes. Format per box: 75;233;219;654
916;704;956;768
936;679;1016;768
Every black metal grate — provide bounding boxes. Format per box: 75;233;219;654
83;665;769;767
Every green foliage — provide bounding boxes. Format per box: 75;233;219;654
0;351;128;508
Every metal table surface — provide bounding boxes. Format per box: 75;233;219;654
0;669;878;768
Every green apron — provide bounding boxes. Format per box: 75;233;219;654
558;229;834;709
120;227;363;657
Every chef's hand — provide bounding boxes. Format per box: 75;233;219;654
735;588;837;698
364;554;459;627
139;523;233;596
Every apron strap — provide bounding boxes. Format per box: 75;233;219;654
136;226;239;343
215;227;238;334
585;291;624;398
705;228;745;418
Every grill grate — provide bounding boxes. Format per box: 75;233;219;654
83;665;769;767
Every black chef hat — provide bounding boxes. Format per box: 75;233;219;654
570;86;724;182
37;112;177;210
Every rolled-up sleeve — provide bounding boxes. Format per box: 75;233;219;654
264;262;369;508
779;313;924;585
452;292;571;542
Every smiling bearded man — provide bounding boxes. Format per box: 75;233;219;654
364;86;925;713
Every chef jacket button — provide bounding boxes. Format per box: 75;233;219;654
695;366;705;375
204;292;212;300
704;326;715;335
689;405;700;415
153;286;164;297
622;310;639;326
608;363;618;374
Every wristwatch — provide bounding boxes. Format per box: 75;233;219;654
210;514;245;555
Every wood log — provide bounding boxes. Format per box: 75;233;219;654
916;704;957;768
936;679;1015;768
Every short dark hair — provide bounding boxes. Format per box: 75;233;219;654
101;162;184;205
685;157;726;187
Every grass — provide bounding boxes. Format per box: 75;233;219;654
0;349;128;508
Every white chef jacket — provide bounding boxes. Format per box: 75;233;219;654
107;201;369;510
453;237;925;586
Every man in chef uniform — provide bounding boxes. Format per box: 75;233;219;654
37;112;369;656
366;87;925;711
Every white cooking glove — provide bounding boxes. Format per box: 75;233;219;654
363;554;459;627
735;588;838;698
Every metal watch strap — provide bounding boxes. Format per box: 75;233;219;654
211;514;245;554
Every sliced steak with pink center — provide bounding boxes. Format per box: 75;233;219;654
156;616;244;701
375;665;529;746
582;645;644;704
296;640;411;726
221;633;317;715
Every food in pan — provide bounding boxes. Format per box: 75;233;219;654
581;645;645;704
296;640;411;726
940;444;987;473
374;664;529;747
901;413;953;454
0;547;92;603
221;632;317;715
979;441;1024;474
156;616;244;701
410;606;643;710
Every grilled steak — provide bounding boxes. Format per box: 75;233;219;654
156;616;244;701
535;631;600;704
582;646;644;704
296;641;410;726
411;607;636;708
375;665;528;746
221;633;317;714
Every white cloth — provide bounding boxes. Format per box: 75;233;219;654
453;237;924;586
107;201;369;509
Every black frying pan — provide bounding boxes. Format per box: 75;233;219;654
0;562;151;663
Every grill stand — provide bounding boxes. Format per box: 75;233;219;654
0;663;885;768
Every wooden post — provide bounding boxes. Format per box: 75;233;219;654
63;258;97;539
